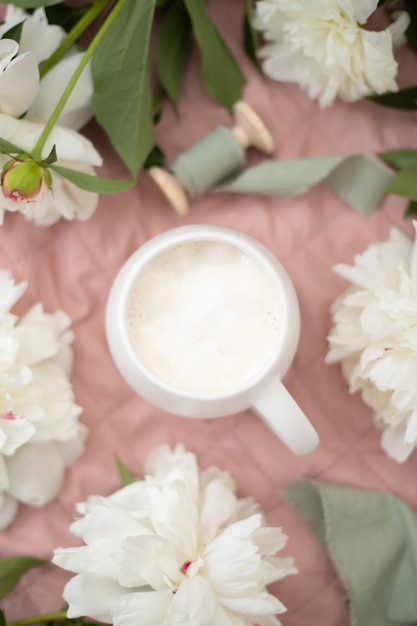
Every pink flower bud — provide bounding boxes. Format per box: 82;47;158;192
1;159;51;202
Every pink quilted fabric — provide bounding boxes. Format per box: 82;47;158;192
1;2;417;624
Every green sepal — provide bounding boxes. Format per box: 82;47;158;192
0;556;45;601
42;145;58;166
115;456;135;487
49;164;136;194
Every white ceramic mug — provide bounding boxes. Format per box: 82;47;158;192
106;225;319;455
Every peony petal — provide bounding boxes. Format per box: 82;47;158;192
70;500;148;544
26;52;93;131
404;411;417;445
0;490;18;530
388;11;411;48
166;576;216;626
17;304;64;366
63;573;126;622
18;7;65;63
113;588;172;626
0;415;35;456
0;46;39;117
381;422;415;463
201;478;238;542
116;535;169;589
219;590;287;616
6;441;65;505
0;271;27;313
0;114;102;166
0;455;9;491
252;526;288;555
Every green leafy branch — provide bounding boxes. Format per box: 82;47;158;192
2;0;247;190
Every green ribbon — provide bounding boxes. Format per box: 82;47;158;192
167;124;394;214
217;155;394;215
285;480;417;626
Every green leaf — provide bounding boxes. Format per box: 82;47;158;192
144;145;165;169
405;200;417;217
385;164;417;202
49;164;136;194
243;0;259;68
379;149;417;170
370;86;417;110
5;0;63;6
44;4;91;32
183;0;246;110
0;138;24;156
0;557;45;601
115;456;135;487
156;0;192;110
91;0;156;177
1;21;24;44
0;608;6;626
405;0;417;52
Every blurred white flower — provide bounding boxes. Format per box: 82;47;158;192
326;223;417;462
254;0;409;108
53;444;297;626
0;114;102;226
0;7;93;130
0;270;86;529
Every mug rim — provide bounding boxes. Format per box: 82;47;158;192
107;225;298;401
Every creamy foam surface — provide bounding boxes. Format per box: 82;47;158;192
126;241;280;393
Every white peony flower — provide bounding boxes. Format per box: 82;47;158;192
326;222;417;462
53;444;297;626
254;0;409;108
0;270;86;529
0;7;93;130
0;114;103;226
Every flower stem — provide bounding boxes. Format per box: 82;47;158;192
39;0;113;79
31;0;128;161
8;609;68;626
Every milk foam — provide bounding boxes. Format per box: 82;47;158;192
126;241;280;393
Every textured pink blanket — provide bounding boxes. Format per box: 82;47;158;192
2;2;417;625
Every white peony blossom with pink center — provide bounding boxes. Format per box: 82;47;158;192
53;444;297;626
0;270;86;529
327;222;417;462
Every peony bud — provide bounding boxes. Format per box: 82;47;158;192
1;159;51;202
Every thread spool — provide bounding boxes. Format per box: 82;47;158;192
148;101;275;216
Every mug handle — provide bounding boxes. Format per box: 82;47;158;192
250;377;319;455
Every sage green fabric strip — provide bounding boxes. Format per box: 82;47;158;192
285;480;417;626
216;155;394;215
